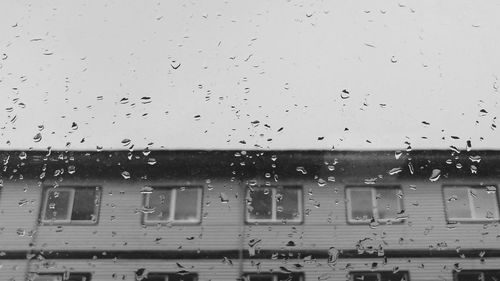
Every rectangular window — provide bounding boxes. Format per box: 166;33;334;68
443;185;499;222
144;273;198;281
41;187;100;224
143;186;202;224
245;273;304;281
34;273;91;281
350;271;409;281
455;270;500;281
346;186;404;223
246;186;302;223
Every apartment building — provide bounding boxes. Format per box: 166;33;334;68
0;150;499;281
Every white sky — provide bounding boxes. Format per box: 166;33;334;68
0;1;499;151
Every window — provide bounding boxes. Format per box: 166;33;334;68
246;186;303;223
350;271;409;281
346;186;404;223
245;273;304;281
455;270;500;281
33;273;91;281
41;187;101;224
144;273;198;281
443;185;499;222
143;186;202;224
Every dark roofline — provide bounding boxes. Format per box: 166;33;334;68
1;150;499;180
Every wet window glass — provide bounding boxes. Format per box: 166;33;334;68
347;187;403;222
144;187;201;223
42;187;99;224
443;186;499;221
246;273;303;281
246;186;302;223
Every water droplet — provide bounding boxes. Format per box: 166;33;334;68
140;186;154;194
219;192;229;203
194;115;201;120
71;122;78;130
486;186;496;194
96;145;103;152
140;96;152;104
67;165;76;174
394;151;402;159
147;158;157;165
340;89;350;99
18;151;27;160
469;155;481;163
121;139;131;146
119;97;129;104
317;178;327;186
388;167;402;175
470;165;477;174
171;61;181;69
296;166;307;174
429;169;441;182
466;140;472;151
33;133;42;142
121;171;131;179
390;56;398;63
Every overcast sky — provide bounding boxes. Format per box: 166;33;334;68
0;1;499;151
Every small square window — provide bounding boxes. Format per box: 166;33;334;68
41;187;100;224
443;185;499;222
145;273;198;281
246;186;303;223
346;186;404;223
33;273;91;281
455;270;500;281
143;187;202;224
245;273;304;281
350;271;409;281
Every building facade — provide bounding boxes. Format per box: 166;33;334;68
0;150;499;281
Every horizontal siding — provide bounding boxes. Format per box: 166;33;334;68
0;260;27;281
0;181;39;250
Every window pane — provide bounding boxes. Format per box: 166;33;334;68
67;274;88;281
71;188;97;221
444;187;472;219
349;189;373;221
145;274;167;281
470;187;499;220
277;273;302;281
248;188;273;220
147;189;172;221
44;190;72;221
248;275;274;281
166;274;197;281
351;273;379;281
381;272;408;281
376;188;401;220
276;187;300;220
174;188;200;221
457;272;482;281
34;276;63;281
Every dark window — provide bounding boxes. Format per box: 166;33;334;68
245;273;304;281
456;270;500;281
143;187;202;224
443;185;499;222
246;186;302;223
42;187;100;224
346;186;404;223
145;273;198;281
350;271;409;281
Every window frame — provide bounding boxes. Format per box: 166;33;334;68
245;185;303;224
40;186;101;225
349;271;409;281
442;185;500;223
345;185;405;224
142;186;203;225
